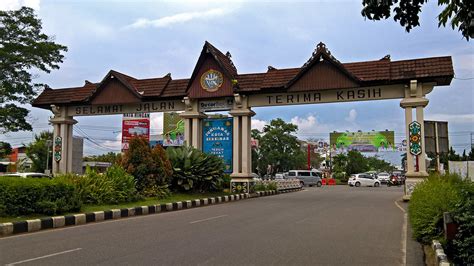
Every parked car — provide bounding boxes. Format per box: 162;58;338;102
274;173;285;179
348;173;380;187
287;170;322;187
2;172;51;179
377;172;390;183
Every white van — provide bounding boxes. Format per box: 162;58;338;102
287;170;322;187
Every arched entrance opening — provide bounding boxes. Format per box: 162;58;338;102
32;41;454;197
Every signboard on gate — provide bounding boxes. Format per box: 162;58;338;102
202;118;233;173
122;113;150;151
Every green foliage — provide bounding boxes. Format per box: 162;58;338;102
366;156;395;172
120;137;172;197
83;152;121;164
361;0;473;40
254;119;306;175
253;180;277;191
408;173;463;244
0;176;81;216
0;141;12;158
166;145;224;193
0;7;68;133
448;181;474;264
55;165;140;205
25;131;52;173
345;150;369;175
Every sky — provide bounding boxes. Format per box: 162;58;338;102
1;0;473;156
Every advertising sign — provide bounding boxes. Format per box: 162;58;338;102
163;112;185;146
202;118;233;173
122;113;150;151
329;131;395;152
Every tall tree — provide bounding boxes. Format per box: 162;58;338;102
0;7;67;133
257;119;306;175
25;131;53;172
361;0;473;40
0;141;12;158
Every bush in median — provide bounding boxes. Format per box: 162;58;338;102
448;181;474;264
56;165;140;205
408;173;463;244
166;145;224;193
0;177;81;216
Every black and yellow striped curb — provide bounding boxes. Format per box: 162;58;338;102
0;188;301;237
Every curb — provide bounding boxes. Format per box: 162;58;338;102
0;188;301;237
432;240;450;266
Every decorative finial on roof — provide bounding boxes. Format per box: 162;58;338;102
85;80;92;85
225;51;232;58
44;84;51;90
165;73;171;78
302;41;340;68
268;66;276;71
316;42;329;54
381;54;391;60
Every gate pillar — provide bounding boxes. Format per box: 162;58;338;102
401;80;429;199
229;94;255;193
49;105;77;174
180;97;206;149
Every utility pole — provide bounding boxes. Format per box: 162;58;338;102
45;140;52;175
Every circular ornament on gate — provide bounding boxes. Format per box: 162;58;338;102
200;69;224;92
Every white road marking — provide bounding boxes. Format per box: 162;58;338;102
395;199;407;266
6;248;82;265
189;215;228;224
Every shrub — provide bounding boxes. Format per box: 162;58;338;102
166;146;224;193
448;181;474;264
253;180;277;191
56;165;140;205
120;137;172;197
408;173;463;244
0;177;81;216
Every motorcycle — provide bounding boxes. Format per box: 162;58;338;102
387;176;401;187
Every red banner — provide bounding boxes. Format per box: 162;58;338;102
122;113;150;151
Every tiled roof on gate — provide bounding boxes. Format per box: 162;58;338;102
32;42;454;108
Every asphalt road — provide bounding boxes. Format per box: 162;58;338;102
0;186;422;266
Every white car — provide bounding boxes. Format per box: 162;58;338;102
377;172;390;183
274;173;285;179
348;173;380;187
3;172;51;178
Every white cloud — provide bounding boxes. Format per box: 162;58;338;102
290;114;331;135
345;109;357;123
251;119;267;131
101;132;122;150
425;113;474;124
126;8;230;29
150;113;164;135
0;0;40;10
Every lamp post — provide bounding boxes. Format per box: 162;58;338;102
45;140;52;175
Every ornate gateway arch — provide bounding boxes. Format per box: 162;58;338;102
33;41;454;193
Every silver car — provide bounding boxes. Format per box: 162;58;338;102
287;170;322;187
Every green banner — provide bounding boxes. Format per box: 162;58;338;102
329;131;395;152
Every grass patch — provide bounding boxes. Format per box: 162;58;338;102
0;192;230;223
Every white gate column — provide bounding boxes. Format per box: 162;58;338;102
229;94;255;193
49;105;77;174
180;97;206;150
400;80;429;199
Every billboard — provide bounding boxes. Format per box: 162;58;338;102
122;113;150;151
163;112;185;146
329;131;395;152
202;118;233;173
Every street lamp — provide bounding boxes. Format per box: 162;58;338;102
45;140;52;175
